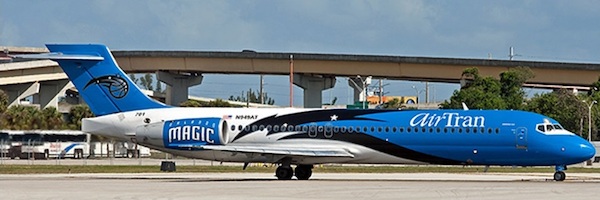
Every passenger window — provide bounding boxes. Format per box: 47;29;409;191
458;128;463;133
317;126;324;133
244;126;251;132
414;127;419;133
371;127;375;132
407;127;411;133
480;128;485;134
444;128;448;133
465;128;470;133
238;125;243;131
495;128;500;134
363;127;368;132
302;126;309;132
252;125;258;132
392;127;397;132
473;128;477;133
273;125;280;132
230;125;236;131
385;127;390;132
487;128;492;134
399;127;404;132
333;126;340;133
422;127;426;133
341;126;347;133
259;125;265;131
377;127;382;132
348;127;354;133
436;128;440;133
429;128;433;133
266;125;273;132
295;125;302;132
288;125;294;132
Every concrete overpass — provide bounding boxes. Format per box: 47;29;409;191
2;46;600;108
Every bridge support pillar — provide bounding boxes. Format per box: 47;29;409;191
32;80;72;109
157;71;203;106
1;82;40;107
293;74;335;108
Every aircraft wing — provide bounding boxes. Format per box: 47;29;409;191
198;144;355;158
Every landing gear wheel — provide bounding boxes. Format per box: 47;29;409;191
275;166;294;180
553;171;566;181
295;165;313;180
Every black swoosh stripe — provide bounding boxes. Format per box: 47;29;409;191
280;132;463;165
231;109;393;142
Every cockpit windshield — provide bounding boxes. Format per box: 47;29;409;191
537;123;564;133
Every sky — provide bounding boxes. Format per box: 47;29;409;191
2;0;599;107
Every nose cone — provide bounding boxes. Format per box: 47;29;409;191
576;140;596;161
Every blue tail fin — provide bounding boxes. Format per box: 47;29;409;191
43;44;168;116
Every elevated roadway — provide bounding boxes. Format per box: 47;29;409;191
2;46;600;107
113;50;600;87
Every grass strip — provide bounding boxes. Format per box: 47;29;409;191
2;164;600;174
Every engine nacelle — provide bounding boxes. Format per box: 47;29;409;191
136;117;229;149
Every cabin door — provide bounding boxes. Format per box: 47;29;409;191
515;127;528;149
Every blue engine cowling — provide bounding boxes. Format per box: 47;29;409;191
135;117;229;149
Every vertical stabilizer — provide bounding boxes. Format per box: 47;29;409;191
42;44;167;116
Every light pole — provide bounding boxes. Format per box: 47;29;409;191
587;100;597;142
412;85;425;109
350;75;370;109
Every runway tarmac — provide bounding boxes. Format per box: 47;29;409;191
2;172;600;200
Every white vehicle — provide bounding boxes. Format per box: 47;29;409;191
90;141;151;158
14;130;90;159
0;132;10;157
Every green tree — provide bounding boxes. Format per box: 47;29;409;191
500;67;534;110
40;107;64;130
441;68;506;109
0;89;8;114
180;100;203;107
68;105;95;130
381;98;402;109
139;73;154;90
229;89;275;105
441;67;533;110
525;89;586;135
1;105;41;130
180;99;237;107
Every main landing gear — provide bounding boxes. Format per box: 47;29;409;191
275;164;314;180
553;165;567;181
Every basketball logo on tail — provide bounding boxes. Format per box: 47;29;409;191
85;75;129;99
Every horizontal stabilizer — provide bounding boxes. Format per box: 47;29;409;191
13;53;104;61
198;144;355;158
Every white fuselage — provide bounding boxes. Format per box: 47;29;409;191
83;107;421;165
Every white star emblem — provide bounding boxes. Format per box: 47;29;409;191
330;114;338;121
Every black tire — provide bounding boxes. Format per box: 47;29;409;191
295;165;313;180
553;171;566;181
275;166;294;180
74;149;83;159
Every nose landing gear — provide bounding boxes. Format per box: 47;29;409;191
553;165;566;181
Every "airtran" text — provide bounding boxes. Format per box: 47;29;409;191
409;113;485;128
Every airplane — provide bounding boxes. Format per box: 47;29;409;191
15;44;595;181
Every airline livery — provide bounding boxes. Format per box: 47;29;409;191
17;44;595;181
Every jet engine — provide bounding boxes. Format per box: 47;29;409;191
135;117;229;149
